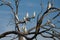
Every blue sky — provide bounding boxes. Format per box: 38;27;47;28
0;0;60;40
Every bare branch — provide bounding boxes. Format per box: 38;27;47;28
52;12;60;19
41;33;52;38
0;31;28;39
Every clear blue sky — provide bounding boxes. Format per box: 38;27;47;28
0;0;60;40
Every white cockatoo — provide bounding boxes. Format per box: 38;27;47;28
33;11;36;17
24;17;26;21
47;1;52;9
24;12;30;22
26;12;29;18
22;24;27;40
22;24;28;34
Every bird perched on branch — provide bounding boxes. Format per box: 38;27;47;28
26;12;29;18
24;12;30;22
32;11;36;18
22;24;28;34
47;1;52;9
47;0;53;9
33;11;36;17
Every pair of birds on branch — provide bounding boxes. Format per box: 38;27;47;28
15;11;36;24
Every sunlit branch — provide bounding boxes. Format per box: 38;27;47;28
28;27;35;32
0;0;60;40
35;7;60;34
43;7;60;16
29;27;52;40
45;32;60;39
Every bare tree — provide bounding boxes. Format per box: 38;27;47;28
0;0;60;40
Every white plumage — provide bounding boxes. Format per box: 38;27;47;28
22;24;27;40
22;24;28;33
23;37;26;40
26;12;29;18
33;11;36;17
24;17;26;20
48;2;52;9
